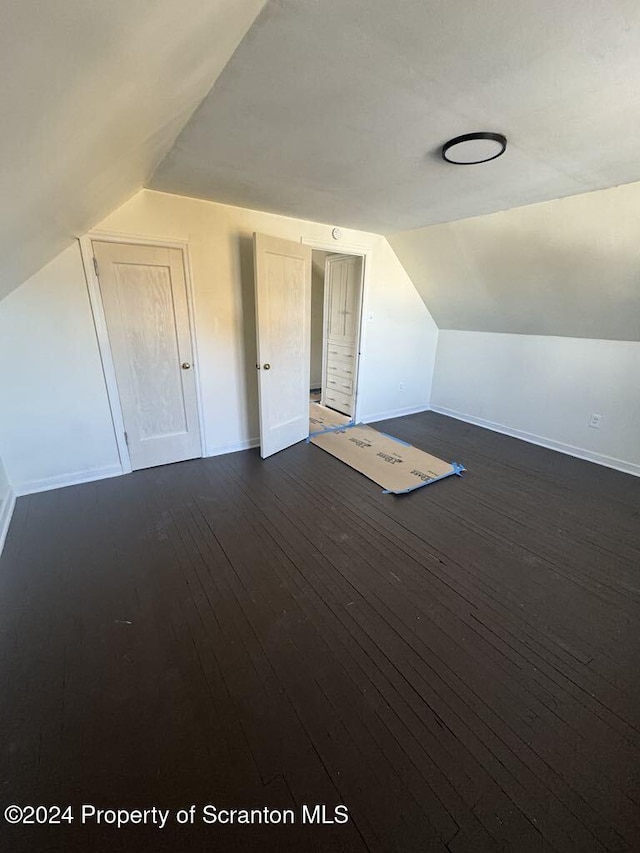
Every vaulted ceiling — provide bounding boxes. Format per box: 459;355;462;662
2;0;640;340
151;0;640;234
0;0;267;302
388;181;640;341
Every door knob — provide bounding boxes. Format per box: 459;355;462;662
263;363;271;370
181;362;191;370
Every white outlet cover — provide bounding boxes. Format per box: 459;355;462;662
588;413;602;428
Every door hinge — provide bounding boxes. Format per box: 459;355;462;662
92;256;99;278
124;431;129;446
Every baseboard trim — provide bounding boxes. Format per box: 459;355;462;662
0;487;17;557
206;438;260;457
361;404;431;424
15;464;124;497
430;405;640;477
12;441;264;495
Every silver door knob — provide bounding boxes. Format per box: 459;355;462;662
263;363;271;370
181;362;191;370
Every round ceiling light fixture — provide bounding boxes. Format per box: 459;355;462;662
441;131;507;165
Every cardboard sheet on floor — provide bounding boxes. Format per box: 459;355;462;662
310;423;464;494
309;402;351;435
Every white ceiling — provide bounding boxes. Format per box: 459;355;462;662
3;0;639;341
389;181;640;341
0;0;267;302
150;0;640;234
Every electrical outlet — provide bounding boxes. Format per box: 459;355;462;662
588;413;602;429
399;381;405;391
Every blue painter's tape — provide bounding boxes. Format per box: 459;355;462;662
381;460;466;494
308;420;356;441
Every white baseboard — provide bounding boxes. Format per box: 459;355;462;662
206;438;260;457
0;486;17;557
430;404;640;478
15;464;124;497
12;441;264;496
361;404;431;424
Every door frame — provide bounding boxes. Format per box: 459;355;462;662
302;239;370;424
79;231;207;474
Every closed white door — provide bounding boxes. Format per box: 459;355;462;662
253;233;312;458
93;241;202;470
322;254;363;416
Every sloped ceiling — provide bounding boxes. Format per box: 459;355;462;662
4;0;639;342
0;0;267;302
151;0;640;235
388;181;640;341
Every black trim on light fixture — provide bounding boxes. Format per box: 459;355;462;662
442;132;507;164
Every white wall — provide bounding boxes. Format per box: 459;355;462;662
0;190;437;494
357;237;438;422
0;245;121;493
389;180;640;477
97;190;438;441
431;331;640;475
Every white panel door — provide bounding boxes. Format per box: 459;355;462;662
322;255;363;416
93;241;202;470
326;255;362;343
253;233;311;458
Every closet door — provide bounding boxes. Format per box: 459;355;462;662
322;255;362;416
93;240;201;470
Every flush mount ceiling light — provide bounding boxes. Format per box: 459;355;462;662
441;132;507;164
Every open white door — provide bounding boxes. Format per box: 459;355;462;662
254;233;312;458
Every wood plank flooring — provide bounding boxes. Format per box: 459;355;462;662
1;412;639;852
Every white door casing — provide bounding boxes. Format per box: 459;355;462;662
92;240;202;470
253;233;312;458
322;254;363;416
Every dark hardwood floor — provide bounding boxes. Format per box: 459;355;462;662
1;412;639;852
